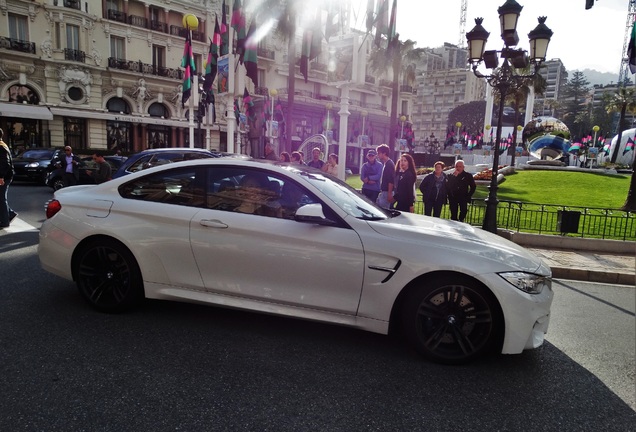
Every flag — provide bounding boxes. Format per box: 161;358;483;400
569;143;581;153
300;28;311;83
374;0;388;47
602;142;611;155
624;137;635;155
325;3;340;41
220;0;229;56
628;20;636;74
243;19;258;86
180;31;196;108
365;0;375;33
203;18;220;96
234;97;240;124
243;87;255;121
386;0;397;55
232;0;246;60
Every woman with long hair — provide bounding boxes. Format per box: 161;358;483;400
394;153;417;212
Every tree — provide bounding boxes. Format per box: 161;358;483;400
447;101;487;136
590;92;614;136
368;35;424;151
561;71;591;139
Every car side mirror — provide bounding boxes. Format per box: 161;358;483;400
294;203;338;226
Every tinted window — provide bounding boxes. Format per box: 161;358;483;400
20;149;56;159
205;167;317;219
119;168;204;207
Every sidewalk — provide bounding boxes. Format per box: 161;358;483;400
501;231;635;286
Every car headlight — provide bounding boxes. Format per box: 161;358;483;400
498;272;551;294
26;162;40;168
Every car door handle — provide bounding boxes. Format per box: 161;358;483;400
199;219;229;228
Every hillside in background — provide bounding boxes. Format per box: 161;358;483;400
575;68;620;86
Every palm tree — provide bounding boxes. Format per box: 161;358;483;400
368;35;424;150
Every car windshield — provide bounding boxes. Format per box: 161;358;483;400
285;166;388;221
20;149;55;159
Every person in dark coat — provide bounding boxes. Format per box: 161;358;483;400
418;161;448;217
0;128;17;228
393;153;416;212
57;146;83;187
447;160;476;222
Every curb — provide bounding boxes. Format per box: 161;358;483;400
550;267;635;285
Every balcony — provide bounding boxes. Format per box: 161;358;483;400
169;25;205;42
107;9;127;23
150;21;167;33
0;36;36;54
107;58;184;79
400;85;414;94
64;48;85;62
379;79;392;88
257;48;275;60
128;15;148;30
64;0;81;10
254;86;270;96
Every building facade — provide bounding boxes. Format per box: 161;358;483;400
1;0;419;172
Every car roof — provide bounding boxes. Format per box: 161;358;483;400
136;148;213;154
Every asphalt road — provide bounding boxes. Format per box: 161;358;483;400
1;182;634;431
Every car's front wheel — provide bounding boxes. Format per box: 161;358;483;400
402;276;503;364
75;238;143;312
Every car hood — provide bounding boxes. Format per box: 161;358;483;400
368;212;548;275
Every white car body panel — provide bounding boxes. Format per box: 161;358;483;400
39;159;553;358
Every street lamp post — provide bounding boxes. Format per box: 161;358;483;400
466;0;552;234
456;121;462;145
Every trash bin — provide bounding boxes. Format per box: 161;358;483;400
557;210;581;234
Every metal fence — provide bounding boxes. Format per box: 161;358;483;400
412;199;636;241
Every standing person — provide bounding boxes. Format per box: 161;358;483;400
376;144;395;209
279;152;291;162
58;146;82;187
306;147;325;170
360;149;382;202
290;151;304;165
0;128;17;228
447;160;476;222
394;153;417;212
321;153;338;176
86;153;112;184
419;161;448;217
263;140;278;161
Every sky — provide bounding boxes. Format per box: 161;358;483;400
350;0;629;75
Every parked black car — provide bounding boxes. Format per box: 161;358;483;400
111;148;241;179
46;155;128;190
12;147;63;184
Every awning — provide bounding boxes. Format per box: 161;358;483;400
0;102;53;120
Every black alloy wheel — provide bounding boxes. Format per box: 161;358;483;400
75;238;143;312
402;276;502;364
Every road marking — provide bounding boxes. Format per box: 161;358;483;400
0;218;39;234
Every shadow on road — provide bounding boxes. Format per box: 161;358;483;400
1;272;634;431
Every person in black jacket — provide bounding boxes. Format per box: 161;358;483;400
0;128;17;228
419;161;448;217
447;160;476;222
56;146;83;187
394;153;416;212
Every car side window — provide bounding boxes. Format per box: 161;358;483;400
119;168;204;207
127;155;153;173
205;167;317;219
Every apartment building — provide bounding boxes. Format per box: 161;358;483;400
533;58;567;117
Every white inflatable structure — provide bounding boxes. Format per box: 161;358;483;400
597;128;636;166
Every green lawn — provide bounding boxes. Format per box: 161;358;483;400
348;170;631;208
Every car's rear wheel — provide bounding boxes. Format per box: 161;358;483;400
75;238;143;312
402;276;502;364
51;177;65;191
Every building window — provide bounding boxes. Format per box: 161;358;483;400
152;45;165;68
147;126;170;148
66;24;79;50
110;36;125;60
7;84;40;104
106;121;131;153
148;102;169;118
67;87;84;102
8;13;28;41
64;117;86;150
106;0;121;12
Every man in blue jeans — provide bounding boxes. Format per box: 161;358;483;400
0;128;17;228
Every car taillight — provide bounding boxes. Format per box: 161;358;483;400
46;200;62;219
